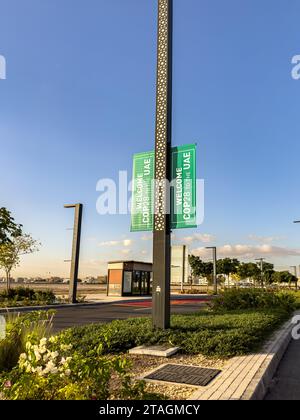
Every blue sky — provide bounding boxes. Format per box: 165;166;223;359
1;0;300;277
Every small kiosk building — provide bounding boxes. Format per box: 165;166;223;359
107;261;152;297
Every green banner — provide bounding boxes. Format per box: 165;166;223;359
171;144;197;229
131;144;197;232
130;151;155;232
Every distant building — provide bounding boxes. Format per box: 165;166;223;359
82;277;99;284
107;261;152;297
171;245;190;285
48;277;63;284
15;277;25;284
106;246;190;296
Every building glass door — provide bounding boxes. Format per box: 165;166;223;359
132;271;141;295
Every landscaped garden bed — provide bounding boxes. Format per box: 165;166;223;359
58;308;290;358
0;287;56;308
0;289;298;400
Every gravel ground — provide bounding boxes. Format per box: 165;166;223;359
126;353;228;400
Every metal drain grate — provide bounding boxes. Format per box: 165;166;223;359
145;364;221;387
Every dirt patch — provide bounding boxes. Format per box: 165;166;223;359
126;353;228;400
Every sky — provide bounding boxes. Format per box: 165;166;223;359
1;0;300;277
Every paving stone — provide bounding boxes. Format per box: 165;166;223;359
129;345;179;358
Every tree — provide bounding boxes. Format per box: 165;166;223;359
260;262;275;286
0;234;40;290
189;255;205;278
272;271;297;288
0;208;22;245
263;266;275;285
238;262;261;284
188;255;213;283
217;258;240;287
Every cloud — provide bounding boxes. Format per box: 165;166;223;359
182;233;215;244
248;234;283;243
98;239;133;247
191;244;300;259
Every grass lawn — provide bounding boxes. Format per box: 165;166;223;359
58;308;290;358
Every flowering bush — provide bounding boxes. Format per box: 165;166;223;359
18;337;72;377
0;311;54;373
0;335;148;400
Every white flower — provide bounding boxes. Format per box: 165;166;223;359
44;352;51;362
65;369;71;377
36;367;43;376
19;353;27;361
50;351;59;359
34;351;41;361
39;338;47;346
44;360;57;374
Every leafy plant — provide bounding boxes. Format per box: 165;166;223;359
0;234;40;291
0;311;54;372
0;287;56;307
0;208;22;245
0;335;149;400
56;308;289;358
211;288;297;312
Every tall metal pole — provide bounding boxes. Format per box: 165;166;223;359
290;266;297;290
206;247;217;295
152;0;173;329
64;204;83;303
255;258;265;288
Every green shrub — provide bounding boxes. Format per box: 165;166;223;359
0;311;54;372
57;309;288;358
0;335;151;400
211;288;297;312
0;287;56;307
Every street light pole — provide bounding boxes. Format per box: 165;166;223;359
255;258;265;288
64;204;83;304
290;266;297;277
152;0;173;329
206;247;217;295
293;221;300;290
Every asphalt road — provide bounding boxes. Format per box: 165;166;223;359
265;337;300;400
51;296;211;332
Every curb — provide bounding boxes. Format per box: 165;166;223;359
190;310;300;400
0;298;151;314
241;310;300;400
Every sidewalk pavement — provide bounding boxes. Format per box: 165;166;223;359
265;337;300;400
84;293;211;303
